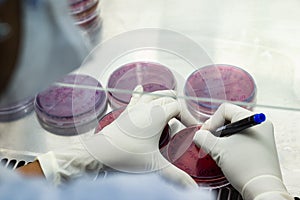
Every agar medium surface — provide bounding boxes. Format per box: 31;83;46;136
35;74;107;135
163;125;229;188
107;62;176;109
184;64;257;122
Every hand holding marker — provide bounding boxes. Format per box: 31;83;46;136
212;113;266;137
192;103;291;200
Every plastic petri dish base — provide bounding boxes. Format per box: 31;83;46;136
163;125;229;188
0;97;34;122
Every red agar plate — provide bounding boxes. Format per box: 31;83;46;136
164;125;229;188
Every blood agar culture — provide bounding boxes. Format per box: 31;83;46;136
164;125;229;188
35;74;107;135
107;62;176;109
184;64;256;122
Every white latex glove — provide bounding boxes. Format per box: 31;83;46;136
193;103;293;200
37;137;103;185
84;85;197;188
177;98;199;127
38;86;197;188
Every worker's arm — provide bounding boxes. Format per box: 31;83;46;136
193;103;293;200
17;86;196;188
16;160;45;177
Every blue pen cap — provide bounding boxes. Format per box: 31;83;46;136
253;113;266;124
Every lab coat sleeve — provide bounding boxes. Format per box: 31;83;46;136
37;138;103;186
0;165;215;200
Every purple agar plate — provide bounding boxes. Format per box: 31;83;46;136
184;64;256;122
95;107;170;149
163;125;229;188
0;97;34;121
34;74;107;135
107;62;176;109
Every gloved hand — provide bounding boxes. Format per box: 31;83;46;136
84;85;197;187
176;98;199;127
37;86;197;188
37;137;103;185
193;103;293;200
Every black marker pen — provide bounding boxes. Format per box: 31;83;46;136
212;113;266;137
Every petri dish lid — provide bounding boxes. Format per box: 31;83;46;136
0;97;34;121
184;64;257;111
164;125;229;188
34;74;107;135
95;107;170;149
107;61;177;105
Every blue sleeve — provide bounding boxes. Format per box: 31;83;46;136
0;167;215;200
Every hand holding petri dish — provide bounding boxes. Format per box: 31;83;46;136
163;125;229;188
95;107;171;149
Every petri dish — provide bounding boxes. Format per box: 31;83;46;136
184;64;257;122
69;0;101;37
107;61;177;109
34;74;107;136
0;97;34;122
95;107;170;149
72;1;99;27
68;0;99;15
163;125;229;188
77;15;102;30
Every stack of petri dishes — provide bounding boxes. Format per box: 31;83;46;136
68;0;102;42
95;107;171;149
0;97;34;122
107;61;177;109
184;64;257;122
34;74;107;136
163;125;229;188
